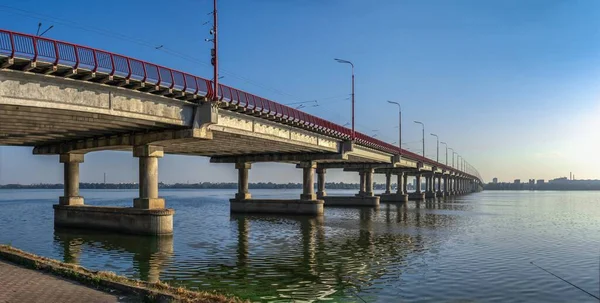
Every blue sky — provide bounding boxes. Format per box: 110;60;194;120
1;0;600;184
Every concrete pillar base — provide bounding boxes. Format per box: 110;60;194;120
443;191;451;197
322;196;380;207
378;193;409;203
230;199;324;215
425;191;437;199
300;193;316;201
437;191;445;198
235;193;252;200
54;205;174;235
59;196;84;206
317;192;327;199
408;192;426;200
133;198;165;209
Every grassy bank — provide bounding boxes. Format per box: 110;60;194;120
0;245;247;303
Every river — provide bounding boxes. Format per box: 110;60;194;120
0;189;598;302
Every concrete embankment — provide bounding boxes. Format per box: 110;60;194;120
0;245;246;303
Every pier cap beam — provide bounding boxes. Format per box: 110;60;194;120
211;152;347;164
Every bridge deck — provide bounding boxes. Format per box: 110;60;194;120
0;28;481;180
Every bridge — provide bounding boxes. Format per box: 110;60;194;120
0;29;483;235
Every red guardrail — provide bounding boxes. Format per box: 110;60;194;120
0;29;480;180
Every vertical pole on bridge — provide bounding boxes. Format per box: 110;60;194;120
211;0;219;102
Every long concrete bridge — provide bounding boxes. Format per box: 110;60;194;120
0;29;483;235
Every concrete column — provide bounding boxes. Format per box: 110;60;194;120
364;168;374;196
403;173;408;193
316;167;327;199
416;174;422;193
133;145;165;209
425;175;430;192
396;172;404;195
444;176;449;193
59;153;84;206
235;162;251;200
429;175;435;193
300;161;316;201
437;176;442;192
358;171;366;196
384;172;392;194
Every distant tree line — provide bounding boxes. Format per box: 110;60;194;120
0;182;386;190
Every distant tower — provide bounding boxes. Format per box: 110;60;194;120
104;172;106;184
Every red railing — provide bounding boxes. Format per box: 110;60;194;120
0;29;481;181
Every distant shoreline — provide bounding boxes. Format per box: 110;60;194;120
0;182;368;190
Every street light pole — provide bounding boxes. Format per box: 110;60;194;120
448;148;455;168
430;133;439;163
457;155;462;172
414;121;424;157
211;0;219;101
335;58;355;140
440;142;448;166
387;101;402;155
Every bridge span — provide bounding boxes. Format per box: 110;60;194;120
0;29;483;235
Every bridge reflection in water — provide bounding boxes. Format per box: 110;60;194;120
53;229;174;283
49;200;466;301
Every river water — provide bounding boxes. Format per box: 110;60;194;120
0;189;598;302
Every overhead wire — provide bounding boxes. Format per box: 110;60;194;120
0;4;303;101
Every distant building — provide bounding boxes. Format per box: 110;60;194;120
536;179;545;185
514;179;520;184
493;178;498;184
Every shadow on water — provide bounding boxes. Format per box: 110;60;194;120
53;228;174;283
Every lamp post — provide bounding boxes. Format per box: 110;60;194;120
211;0;219;101
387;101;402;155
414;121;424;157
448;148;455;168
334;58;355;140
430;133;439;163
440;142;448;166
457;155;462;172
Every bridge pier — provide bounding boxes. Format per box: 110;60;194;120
384;172;392;194
133;145;165;209
316;167;327;199
436;174;445;198
322;168;379;207
379;171;408;203
58;153;84;206
409;173;425;200
235;162;252;200
443;175;451;196
54;145;174;236
425;173;437;199
230;161;324;215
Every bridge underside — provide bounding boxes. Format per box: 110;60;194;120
0;63;482;236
